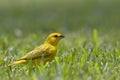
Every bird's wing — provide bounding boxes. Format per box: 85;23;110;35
17;44;51;61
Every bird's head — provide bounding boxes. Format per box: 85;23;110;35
45;33;64;46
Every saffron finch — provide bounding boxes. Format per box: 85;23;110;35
8;33;64;66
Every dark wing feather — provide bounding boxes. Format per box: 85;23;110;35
17;44;51;61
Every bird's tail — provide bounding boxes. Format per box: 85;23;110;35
8;60;27;66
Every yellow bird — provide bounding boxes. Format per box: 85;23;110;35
8;33;64;66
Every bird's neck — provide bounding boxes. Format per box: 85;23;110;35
44;41;58;47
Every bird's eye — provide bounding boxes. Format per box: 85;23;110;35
54;35;58;38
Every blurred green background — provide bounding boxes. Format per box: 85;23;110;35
0;0;120;38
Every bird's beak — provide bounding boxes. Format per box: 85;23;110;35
60;35;64;38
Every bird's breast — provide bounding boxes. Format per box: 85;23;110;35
33;45;57;65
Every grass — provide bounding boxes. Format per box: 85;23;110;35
0;0;120;80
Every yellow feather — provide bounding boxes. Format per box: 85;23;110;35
8;60;27;66
8;33;64;66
